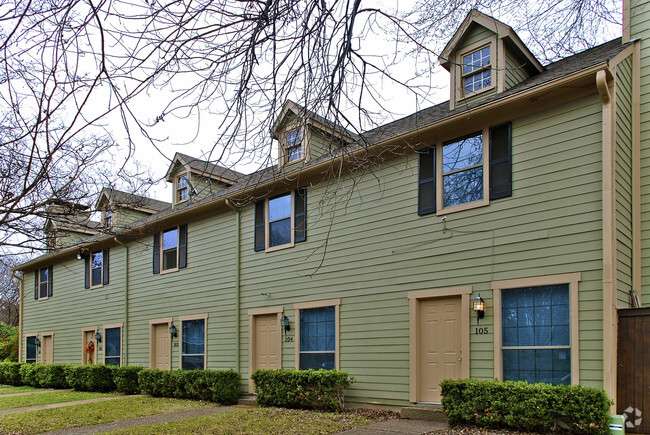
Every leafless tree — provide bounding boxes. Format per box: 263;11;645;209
0;256;22;326
0;0;621;255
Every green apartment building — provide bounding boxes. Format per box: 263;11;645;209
15;0;650;422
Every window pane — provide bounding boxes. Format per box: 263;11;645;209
182;355;205;370
269;195;291;221
26;337;36;362
163;229;178;250
162;249;177;270
91;268;102;286
300;353;335;370
92;252;103;269
300;307;335;352
443;167;483;207
40;283;48;298
287;129;302;147
288;146;301;161
178;175;188;188
463;47;490;74
105;328;121;358
503;349;571;385
269;218;291;247
40;268;48;284
105;357;120;366
443;135;483;173
182;319;205;356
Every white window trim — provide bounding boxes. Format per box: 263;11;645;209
178;313;208;370
293;299;341;371
265;191;295;252
104;209;114;228
455;38;497;101
175;172;190;205
435;128;490;214
492;273;581;385
278;123;311;168
103;323;123;366
37;267;50;301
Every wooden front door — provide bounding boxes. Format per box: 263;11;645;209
152;323;170;370
82;330;96;365
41;335;53;364
417;296;462;402
617;308;650;433
253;313;281;372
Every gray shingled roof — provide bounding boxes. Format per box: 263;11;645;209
98;187;171;212
175;153;246;183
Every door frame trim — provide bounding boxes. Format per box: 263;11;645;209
248;307;283;393
40;332;54;364
408;286;472;403
81;327;97;365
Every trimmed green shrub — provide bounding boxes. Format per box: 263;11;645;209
114;365;144;395
441;379;612;434
64;364;116;392
138;369;240;405
250;369;354;411
19;363;39;387
0;362;25;386
34;364;70;389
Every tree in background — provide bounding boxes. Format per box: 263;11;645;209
0;256;21;326
0;0;621;255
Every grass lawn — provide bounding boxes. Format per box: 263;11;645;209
0;391;115;410
104;407;374;435
0;396;216;434
0;387;41;395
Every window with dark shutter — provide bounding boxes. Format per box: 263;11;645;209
418;147;436;215
295;188;307;243
33;271;38;300
489;122;512;200
179;224;188;269
254;201;265;251
102;249;110;285
84;256;90;289
153;233;160;274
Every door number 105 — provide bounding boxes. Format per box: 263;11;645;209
475;327;489;335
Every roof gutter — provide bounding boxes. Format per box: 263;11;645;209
16;61;607;272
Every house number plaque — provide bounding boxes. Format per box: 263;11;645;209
284;336;294;342
475;327;489;335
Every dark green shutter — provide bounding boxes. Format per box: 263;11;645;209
295;188;307;243
418;146;436;215
489;122;512;200
47;266;53;298
34;270;38;300
179;224;188;269
153;233;160;274
102;248;110;285
254;201;265;251
84;257;90;289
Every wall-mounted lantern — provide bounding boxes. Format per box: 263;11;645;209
169;323;178;338
280;314;291;333
34;337;41;347
94;332;102;343
473;294;486;325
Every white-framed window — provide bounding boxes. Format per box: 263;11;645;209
179;314;207;370
442;133;485;208
177;174;189;203
85;249;109;289
294;299;340;371
462;46;491;95
153;225;188;274
286;129;303;162
254;189;307;252
34;266;53;300
105;209;113;227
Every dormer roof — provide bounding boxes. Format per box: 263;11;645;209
439;9;544;74
164;152;245;186
270;100;357;143
95;187;171;214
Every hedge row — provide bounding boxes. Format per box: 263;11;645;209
441;379;612;434
138;369;240;404
250;369;354;411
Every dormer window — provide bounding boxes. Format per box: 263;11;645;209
105;209;113;228
286;129;303;162
462;46;491;95
177;174;189;202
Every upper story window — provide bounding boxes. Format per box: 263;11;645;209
153;224;188;274
105;209;113;227
34;266;53;300
254;189;307;252
85;249;109;289
177;174;189;203
286;129;303;162
462;46;491;95
418;122;511;215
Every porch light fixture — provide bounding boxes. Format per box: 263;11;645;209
169;323;177;338
473;294;486;325
280;314;291;333
76;252;82;260
34;337;41;347
94;332;102;343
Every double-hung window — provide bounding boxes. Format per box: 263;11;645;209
417;123;511;215
26;336;37;363
153;225;188;274
181;317;206;370
104;327;121;366
177;174;189;202
34;266;53;300
299;306;336;370
105;209;113;227
85;249;109;289
254;189;307;251
501;284;571;385
285;129;303;162
462;46;491;95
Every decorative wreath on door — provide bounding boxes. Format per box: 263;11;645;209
83;340;95;364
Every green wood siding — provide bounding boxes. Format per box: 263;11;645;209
504;50;532;89
615;55;634;307
631;0;650;306
457;24;494;51
115;208;149;227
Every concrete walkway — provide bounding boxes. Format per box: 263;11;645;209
0;396;129;416
45;406;236;435
0;389;62;397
